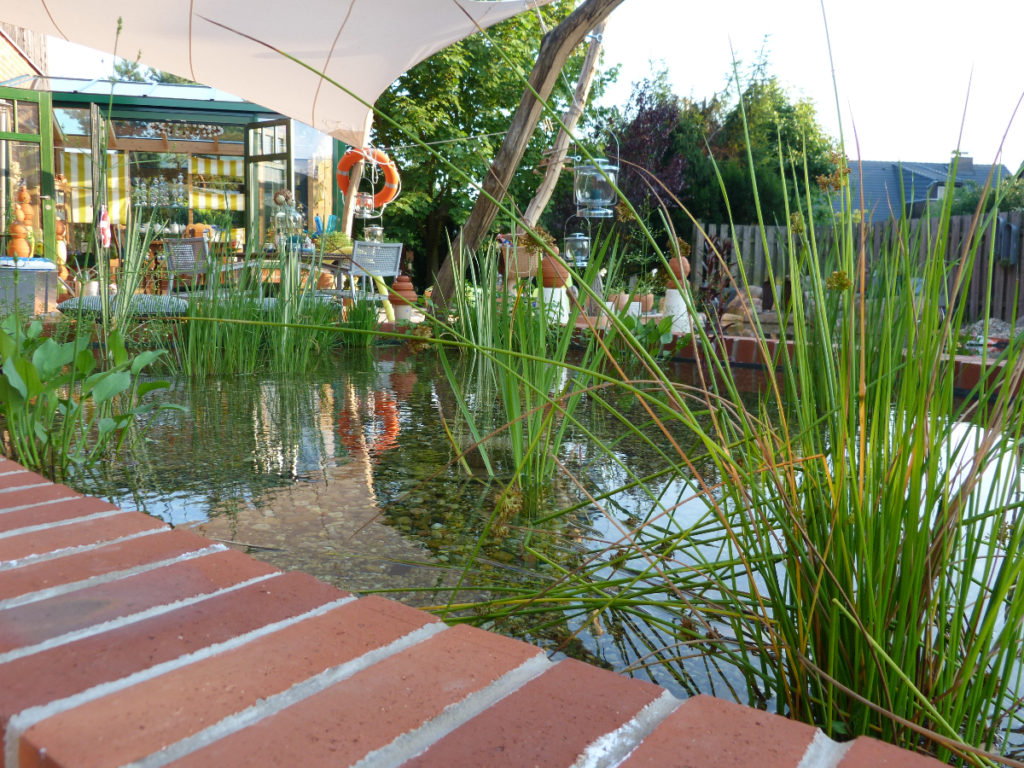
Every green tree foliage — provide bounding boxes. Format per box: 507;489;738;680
371;0;610;287
111;58;195;85
949;175;1024;215
595;59;836;264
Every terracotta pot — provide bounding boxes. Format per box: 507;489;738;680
7;239;31;259
540;254;569;288
498;235;539;281
16;187;30;204
638;293;655;313
8;223;27;238
668;255;691;282
609;292;630;310
388;274;418;306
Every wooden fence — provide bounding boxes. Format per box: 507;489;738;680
690;213;1024;323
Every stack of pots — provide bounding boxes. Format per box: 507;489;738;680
6;188;34;259
389;274;418;321
540;253;570;323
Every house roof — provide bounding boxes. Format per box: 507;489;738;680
847;157;1011;222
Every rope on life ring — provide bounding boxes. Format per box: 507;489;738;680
336;147;400;209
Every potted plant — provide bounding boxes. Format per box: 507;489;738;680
497;226;556;282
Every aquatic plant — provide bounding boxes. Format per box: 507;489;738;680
0;316;176;480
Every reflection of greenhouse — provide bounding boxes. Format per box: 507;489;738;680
1;77;345;265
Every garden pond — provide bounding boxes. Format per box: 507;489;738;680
67;345;760;702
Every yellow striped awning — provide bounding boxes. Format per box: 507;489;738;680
189;155;244;211
60;150;131;225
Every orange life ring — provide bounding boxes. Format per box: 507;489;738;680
336;147;400;208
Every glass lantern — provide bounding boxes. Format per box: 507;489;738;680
573;158;618;218
353;192;374;219
563;232;591;268
364;225;384;242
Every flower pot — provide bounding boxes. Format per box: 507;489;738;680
498;235;539;281
540;254;569;288
609;292;630;310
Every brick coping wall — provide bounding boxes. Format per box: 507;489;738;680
0;456;951;767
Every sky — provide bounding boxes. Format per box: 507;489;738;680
46;0;1024;173
599;0;1024;173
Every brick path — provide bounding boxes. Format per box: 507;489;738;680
0;457;946;767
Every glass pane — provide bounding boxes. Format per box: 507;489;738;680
131;153;190;233
16;101;39;135
0;100;13;133
189;154;245;237
248;122;288;157
54;107;92;139
2;139;44;259
295;122;333;233
250;158;288;250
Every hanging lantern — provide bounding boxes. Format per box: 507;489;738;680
563;232;591;268
573;158;618;218
353;192;375;219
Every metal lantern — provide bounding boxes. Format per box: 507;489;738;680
573;158;618;218
563;231;591;268
364;225;384;242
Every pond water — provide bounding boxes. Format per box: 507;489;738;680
70;346;738;698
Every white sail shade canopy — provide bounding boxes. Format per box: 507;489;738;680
1;0;552;146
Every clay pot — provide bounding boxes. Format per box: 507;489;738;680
498;235;539;281
609;292;630;310
19;204;34;224
8;223;27;238
7;239;31;259
668;255;691;282
55;220;67;239
638;293;656;313
16;187;30;204
540;255;569;288
389;274;418;306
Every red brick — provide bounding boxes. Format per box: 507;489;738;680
839;736;946;767
0;511;165;563
732;336;760;364
19;596;442;768
0;549;275;653
619;695;817;767
0;468;55;493
0;485;83;521
0;529;234;602
164;623;542;768
408;658;665;767
0;572;345;719
0;497;120;538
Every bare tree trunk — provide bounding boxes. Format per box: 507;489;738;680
521;21;605;229
431;0;625;310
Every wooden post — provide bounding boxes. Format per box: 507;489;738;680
431;0;626;310
521;21;606;229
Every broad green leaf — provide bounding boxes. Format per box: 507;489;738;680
137;380;171;397
107;329;128;367
96;417;118;438
75;348;97;376
130;350;165;375
1;358;27;400
89;371;131;404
